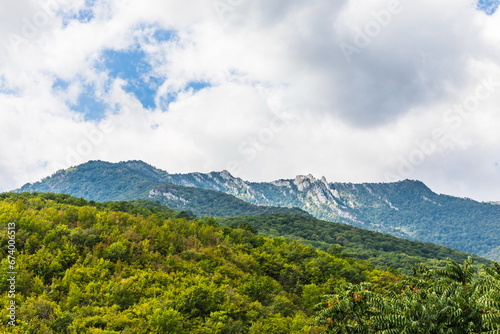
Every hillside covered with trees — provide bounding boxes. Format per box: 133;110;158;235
2;192;499;333
218;214;490;272
0;193;395;333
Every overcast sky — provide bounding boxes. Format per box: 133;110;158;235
1;0;499;201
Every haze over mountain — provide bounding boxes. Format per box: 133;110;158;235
16;160;500;259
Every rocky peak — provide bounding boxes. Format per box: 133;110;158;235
293;175;316;191
219;170;234;181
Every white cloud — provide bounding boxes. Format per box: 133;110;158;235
1;0;499;202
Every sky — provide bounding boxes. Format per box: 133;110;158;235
0;0;499;202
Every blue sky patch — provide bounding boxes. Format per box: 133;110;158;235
94;30;205;111
100;48;163;109
478;0;499;14
53;78;70;90
61;0;96;26
158;92;178;110
72;84;108;121
74;8;95;23
153;29;177;42
52;77;107;121
101;48;149;80
187;81;211;92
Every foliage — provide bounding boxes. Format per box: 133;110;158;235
315;257;500;333
3;192;500;333
218;214;490;273
0;193;394;333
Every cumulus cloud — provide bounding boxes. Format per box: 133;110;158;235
0;0;499;201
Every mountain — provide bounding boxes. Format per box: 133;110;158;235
148;183;309;217
157;169;500;259
17;160;309;218
16;160;500;259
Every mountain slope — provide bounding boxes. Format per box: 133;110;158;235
162;171;500;258
16;160;500;259
217;214;491;271
0;192;392;333
16;160;309;218
148;183;309;217
1;193;497;333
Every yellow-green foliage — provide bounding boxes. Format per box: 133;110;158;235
0;193;396;333
315;258;500;333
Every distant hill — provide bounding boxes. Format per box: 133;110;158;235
17;160;309;218
16;160;500;259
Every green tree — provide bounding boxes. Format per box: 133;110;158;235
315;258;500;333
149;308;184;333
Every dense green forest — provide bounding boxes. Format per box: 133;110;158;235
0;193;395;333
218;214;490;273
2;193;500;333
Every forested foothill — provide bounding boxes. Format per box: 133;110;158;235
1;193;499;333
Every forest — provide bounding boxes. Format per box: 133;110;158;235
1;192;500;333
218;214;490;272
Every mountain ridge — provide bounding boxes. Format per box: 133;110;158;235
18;160;310;218
16;160;500;259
